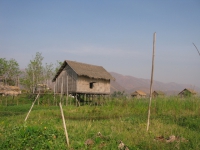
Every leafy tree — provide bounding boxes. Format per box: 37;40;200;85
21;52;44;93
0;58;7;76
21;52;58;93
0;58;20;85
55;60;63;73
43;62;54;87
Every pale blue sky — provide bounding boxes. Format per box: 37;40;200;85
0;0;200;87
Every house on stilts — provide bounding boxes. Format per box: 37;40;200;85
52;60;114;104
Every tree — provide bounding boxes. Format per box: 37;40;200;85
43;62;54;88
21;52;58;93
6;59;21;85
55;60;63;73
0;58;7;77
111;91;126;98
0;58;20;86
21;52;44;93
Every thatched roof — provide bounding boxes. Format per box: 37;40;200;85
52;60;114;82
178;88;197;95
131;90;146;96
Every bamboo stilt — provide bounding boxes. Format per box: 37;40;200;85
60;77;63;103
55;78;57;106
54;83;56;106
66;76;68;106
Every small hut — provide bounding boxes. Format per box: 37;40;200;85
178;88;197;97
131;90;146;99
52;60;114;102
152;90;165;98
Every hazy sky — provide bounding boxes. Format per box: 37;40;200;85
1;0;200;87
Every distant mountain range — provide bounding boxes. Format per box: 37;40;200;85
110;72;200;96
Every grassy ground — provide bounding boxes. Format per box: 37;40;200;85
0;95;200;149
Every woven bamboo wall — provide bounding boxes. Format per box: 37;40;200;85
76;76;110;94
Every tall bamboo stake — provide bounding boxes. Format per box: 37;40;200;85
25;93;40;122
192;43;200;56
59;102;70;147
147;32;156;131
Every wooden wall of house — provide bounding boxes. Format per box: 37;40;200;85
55;65;77;93
76;76;110;94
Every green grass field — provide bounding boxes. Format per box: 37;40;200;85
0;95;200;149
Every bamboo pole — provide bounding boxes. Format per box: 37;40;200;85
59;102;70;147
193;43;200;56
25;93;40;122
66;75;68;106
147;32;156;131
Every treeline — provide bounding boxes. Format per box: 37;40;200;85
0;52;62;93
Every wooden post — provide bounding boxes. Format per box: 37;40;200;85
25;93;40;122
60;77;63;103
55;78;58;106
55;78;57;94
147;32;156;131
75;93;80;107
54;82;56;106
66;76;68;106
75;93;77;106
59;102;70;147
